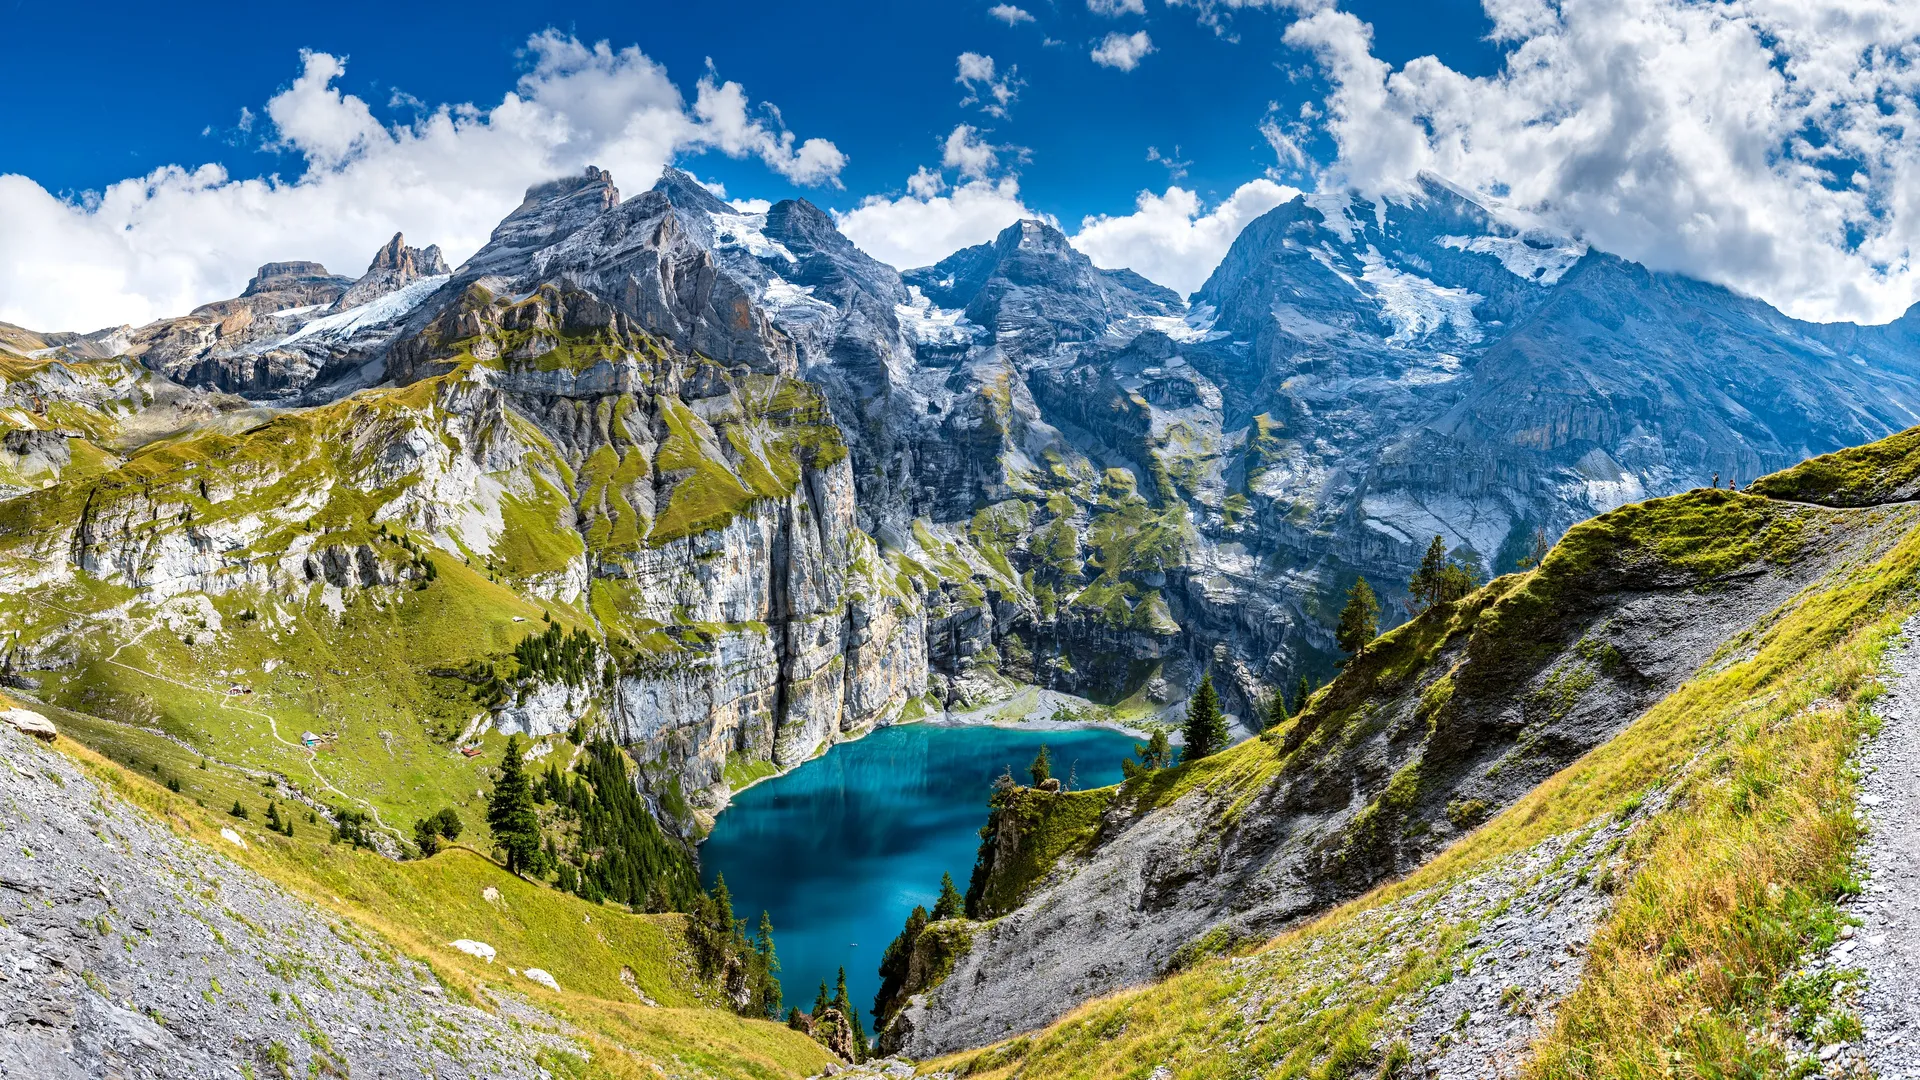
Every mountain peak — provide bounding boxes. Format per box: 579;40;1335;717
520;166;619;212
651;167;737;216
339;234;451;308
240;261;350;298
364;233;449;277
996;218;1072;255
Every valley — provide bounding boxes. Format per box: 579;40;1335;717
7;159;1920;1079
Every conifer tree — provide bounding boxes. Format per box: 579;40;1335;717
1293;674;1313;714
486;734;541;874
754;910;782;1019
833;967;868;1060
1335;576;1381;656
1409;534;1449;610
1266;688;1290;731
932;872;964;921
1181;674;1228;763
1143;729;1172;769
1028;744;1052;786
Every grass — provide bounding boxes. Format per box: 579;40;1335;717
968;787;1116;917
916;488;1919;1080
1749;424;1920;506
43;726;834;1079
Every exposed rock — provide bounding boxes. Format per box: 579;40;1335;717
0;724;582;1078
1;706;55;740
338;232;450;308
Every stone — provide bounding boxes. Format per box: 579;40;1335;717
1;708;55;741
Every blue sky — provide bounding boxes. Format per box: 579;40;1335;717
3;0;1500;223
4;1;1920;331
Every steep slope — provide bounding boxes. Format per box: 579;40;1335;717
872;426;1920;1076
0;705;833;1078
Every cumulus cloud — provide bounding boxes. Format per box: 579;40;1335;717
1091;31;1155;71
836;177;1037;270
942;125;1004;180
1087;0;1147;15
956;52;1023;118
1165;0;1332;35
1073;180;1300;294
988;4;1036;25
0;33;845;331
1283;0;1920;324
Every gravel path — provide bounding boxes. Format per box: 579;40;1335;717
1851;620;1920;1079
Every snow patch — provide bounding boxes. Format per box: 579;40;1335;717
284;275;449;345
711;212;797;263
896;286;979;347
1573;449;1647;513
1305;192;1362;244
1438;233;1587;286
1360;248;1482;344
1401;352;1465;386
266;303;328;319
760;279;836;325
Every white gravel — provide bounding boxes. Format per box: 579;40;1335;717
1848;619;1920;1079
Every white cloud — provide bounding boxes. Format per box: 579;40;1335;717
1283;0;1920;324
0;33;845;332
1073;180;1301;295
942;125;1003;180
907;166;947;199
836;177;1037;271
1091;31;1155;71
956;53;1022;118
1166;0;1333;36
1087;0;1147;15
988;4;1036;26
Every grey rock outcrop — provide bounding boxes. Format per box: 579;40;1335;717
0;724;584;1079
888;487;1915;1056
338;232;449;308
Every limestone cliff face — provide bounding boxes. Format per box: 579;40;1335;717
0;201;928;826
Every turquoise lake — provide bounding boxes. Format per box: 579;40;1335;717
699;722;1139;1027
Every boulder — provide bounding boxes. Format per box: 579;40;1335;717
2;708;55;741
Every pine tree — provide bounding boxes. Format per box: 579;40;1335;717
874;904;929;1024
1144;729;1172;769
932;872;964;921
1028;744;1052;787
1409;534;1450;610
1266;688;1290;731
1293;674;1313;714
1335;576;1381;655
833;967;868;1061
1181;674;1228;763
754;911;782;1019
812;980;831;1022
486;734;541;875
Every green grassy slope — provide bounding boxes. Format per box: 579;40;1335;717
16;697;833;1079
912;458;1920;1078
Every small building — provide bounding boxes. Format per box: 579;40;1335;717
300;731;321;747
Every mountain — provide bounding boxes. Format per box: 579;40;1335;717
7;162;1920;1074
864;427;1919;1076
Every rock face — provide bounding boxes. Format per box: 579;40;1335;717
338;233;450;308
0;724;584;1079
886;485;1916;1056
16;163;1920;1053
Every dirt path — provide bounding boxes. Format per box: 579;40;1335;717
17;591;405;845
1850;618;1920;1077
